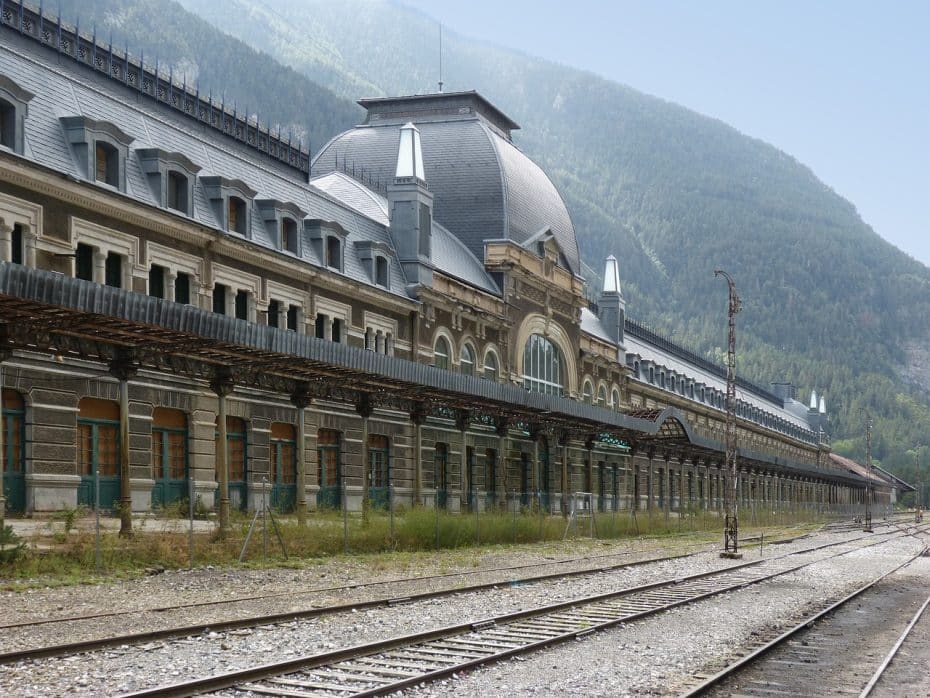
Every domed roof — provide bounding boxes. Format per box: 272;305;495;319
311;92;580;275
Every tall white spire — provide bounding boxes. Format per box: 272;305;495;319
603;255;622;295
395;122;426;181
819;396;826;414
809;389;818;410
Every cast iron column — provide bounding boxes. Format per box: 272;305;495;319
109;349;138;538
290;383;311;526
211;368;235;534
715;269;742;558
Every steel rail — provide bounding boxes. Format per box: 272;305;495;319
117;527;924;698
0;531;735;631
859;592;930;697
677;544;930;697
0;526;825;664
0;544;714;664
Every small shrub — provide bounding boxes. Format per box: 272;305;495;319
0;525;26;564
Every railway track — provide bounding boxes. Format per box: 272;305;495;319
117;524;927;698
679;544;930;697
0;525;817;664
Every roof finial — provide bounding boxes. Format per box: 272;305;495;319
819;396;826;414
809;389;818;410
602;255;622;295
395;122;426;181
437;23;444;93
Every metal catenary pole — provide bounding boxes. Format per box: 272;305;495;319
916;444;922;524
861;410;873;532
715;269;742;559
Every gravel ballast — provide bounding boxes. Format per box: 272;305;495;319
0;525;923;697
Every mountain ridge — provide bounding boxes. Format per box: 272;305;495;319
48;0;930;491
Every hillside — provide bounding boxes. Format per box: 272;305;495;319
52;0;930;491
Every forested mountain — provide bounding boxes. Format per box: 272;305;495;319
49;0;930;491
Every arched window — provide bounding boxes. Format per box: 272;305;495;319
522;334;564;396
434;336;450;370
483;350;499;382
597;386;607;407
460;343;476;376
611;388;621;409
582;381;593;404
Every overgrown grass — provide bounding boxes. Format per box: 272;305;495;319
0;505;834;587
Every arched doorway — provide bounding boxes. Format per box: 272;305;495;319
216;416;248;511
152;407;188;508
316;429;341;509
77;398;120;508
2;389;25;513
269;422;296;511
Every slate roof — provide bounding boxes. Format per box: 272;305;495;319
312;97;581;276
0;29;500;299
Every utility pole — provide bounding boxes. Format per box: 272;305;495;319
715;270;742;559
861;410;873;532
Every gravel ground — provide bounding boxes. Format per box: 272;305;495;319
413;535;929;697
0;525;916;696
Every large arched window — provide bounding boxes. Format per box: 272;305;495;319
460;343;476;376
597;386;607;407
522;334;564;396
483;350;499;382
434;336;450;370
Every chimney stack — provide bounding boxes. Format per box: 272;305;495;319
387;122;433;287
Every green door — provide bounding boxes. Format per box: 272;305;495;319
367;435;390;510
270;437;296;511
465;446;476;510
317;429;341;509
77;420;121;509
2;401;25;513
520;454;531;507
152;427;188;508
485;449;497;508
598;462;607;512
539;442;551;512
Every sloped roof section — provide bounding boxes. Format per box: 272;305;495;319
313;93;580;275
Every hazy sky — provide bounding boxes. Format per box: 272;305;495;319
401;0;929;267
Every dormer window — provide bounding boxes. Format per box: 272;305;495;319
200;176;256;237
0;75;34;155
228;197;247;235
256;199;305;255
167;171;188;213
282;218;298;254
60;116;133;192
375;256;389;287
354;239;393;289
95;141;119;186
0;99;15;150
326;235;342;270
307;219;348;272
137;149;201;216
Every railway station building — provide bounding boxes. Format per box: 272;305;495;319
0;2;897;523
